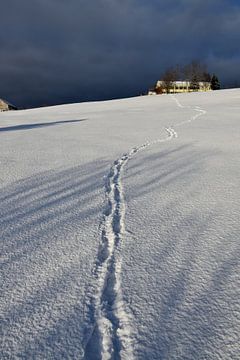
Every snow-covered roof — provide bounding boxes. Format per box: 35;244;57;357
0;98;17;109
157;80;210;85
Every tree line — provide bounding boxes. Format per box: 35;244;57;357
155;61;220;93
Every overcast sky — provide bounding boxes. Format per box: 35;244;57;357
1;0;240;108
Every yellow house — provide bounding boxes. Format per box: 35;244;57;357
151;80;211;94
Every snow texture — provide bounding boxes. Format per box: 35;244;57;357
1;89;240;359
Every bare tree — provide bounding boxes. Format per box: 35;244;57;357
202;71;211;82
184;60;209;90
161;66;178;93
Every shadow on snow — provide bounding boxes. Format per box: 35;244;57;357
0;160;108;359
0;118;87;132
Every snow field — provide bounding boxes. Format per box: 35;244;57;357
1;89;240;359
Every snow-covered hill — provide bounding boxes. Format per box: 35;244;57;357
1;89;240;359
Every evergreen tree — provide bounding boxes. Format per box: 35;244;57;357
211;74;220;90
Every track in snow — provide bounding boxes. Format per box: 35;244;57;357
171;95;206;126
83;96;206;360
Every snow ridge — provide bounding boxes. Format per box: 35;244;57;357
83;128;176;359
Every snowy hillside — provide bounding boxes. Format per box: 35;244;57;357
1;89;240;359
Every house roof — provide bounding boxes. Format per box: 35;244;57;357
0;98;18;109
157;80;210;85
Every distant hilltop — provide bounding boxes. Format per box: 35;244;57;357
0;98;18;111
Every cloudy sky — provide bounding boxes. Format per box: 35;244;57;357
1;0;240;108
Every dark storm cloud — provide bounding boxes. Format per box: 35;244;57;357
0;0;240;107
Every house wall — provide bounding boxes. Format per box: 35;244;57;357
0;100;9;111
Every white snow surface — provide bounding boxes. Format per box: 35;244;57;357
0;89;240;359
